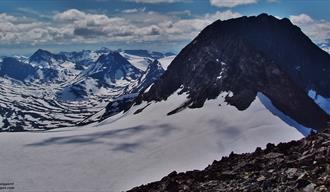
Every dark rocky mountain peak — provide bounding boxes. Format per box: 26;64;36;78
135;13;330;130
96;51;127;66
67;51;145;95
29;49;66;65
146;59;164;74
91;51;142;80
31;48;52;57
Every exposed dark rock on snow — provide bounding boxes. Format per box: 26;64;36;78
128;130;330;192
137;13;330;130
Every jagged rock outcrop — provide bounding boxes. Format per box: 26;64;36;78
135;59;165;92
129;130;330;192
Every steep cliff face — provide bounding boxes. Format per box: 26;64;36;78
138;14;330;130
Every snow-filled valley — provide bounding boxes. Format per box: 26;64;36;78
0;90;304;192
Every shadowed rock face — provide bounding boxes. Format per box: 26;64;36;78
100;60;165;121
90;52;143;83
0;57;36;81
134;59;165;93
29;49;67;66
128;130;330;192
139;13;330;130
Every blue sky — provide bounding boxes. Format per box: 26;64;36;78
0;0;329;56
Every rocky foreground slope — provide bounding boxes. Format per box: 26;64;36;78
129;130;330;192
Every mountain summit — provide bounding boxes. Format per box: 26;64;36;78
132;13;330;130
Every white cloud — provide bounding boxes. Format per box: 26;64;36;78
289;14;330;43
0;9;241;47
168;10;191;16
319;42;330;53
121;7;146;13
10;9;330;50
210;0;257;7
289;14;314;24
54;9;89;21
0;13;18;22
2;8;330;54
0;13;54;45
206;10;242;21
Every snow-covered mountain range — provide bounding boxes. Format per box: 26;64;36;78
0;13;329;192
0;48;175;131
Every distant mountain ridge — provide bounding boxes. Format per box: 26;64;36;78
0;48;174;131
123;49;175;59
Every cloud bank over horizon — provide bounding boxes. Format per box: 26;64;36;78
0;0;329;55
0;9;242;46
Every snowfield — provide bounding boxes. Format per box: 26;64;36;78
0;91;303;192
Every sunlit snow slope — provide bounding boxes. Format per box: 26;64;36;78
0;91;303;192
